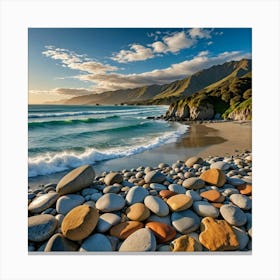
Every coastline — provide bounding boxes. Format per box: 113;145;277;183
28;120;251;188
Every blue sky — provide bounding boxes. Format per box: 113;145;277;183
28;28;251;103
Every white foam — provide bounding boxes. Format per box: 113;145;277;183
28;122;189;177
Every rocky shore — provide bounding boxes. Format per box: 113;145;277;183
28;153;252;252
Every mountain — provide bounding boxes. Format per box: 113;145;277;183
58;59;251;105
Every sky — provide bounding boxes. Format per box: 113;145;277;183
28;28;252;104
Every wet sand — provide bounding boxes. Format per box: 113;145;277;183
28;120;252;188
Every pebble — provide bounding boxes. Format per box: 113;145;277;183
200;190;221;202
83;200;96;208
182;178;205;190
125;186;149;205
168;184;186;194
220;204;247;226
147;214;171;226
237;184;252;195
200;168;226;187
193;201;219;218
145;222;176;243
79;233;112;251
166;194;192;212
28;192;59;214
104;172;123;185
96;213;122;232
44;233;79;252
110;221;144;239
185;190;202;201
91;193;102;201
28;214;58;242
227;177;245;186
232;226;249;250
171;235;202;251
56;165;95;195
144;195;169;217
230;194;252;210
119;228;156;252
56;194;85;215
126;203;150;221
185;156;203;168
144;170;166;184
159;190;177;199
222;188;240;196
210;161;230;171
149;183;167;191
103;185;121;194
171;210;200;234
55;214;64;227
61;205;99;241
81;188;99;196
95;193;125;212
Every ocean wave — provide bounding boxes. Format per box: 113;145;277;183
28;123;189;177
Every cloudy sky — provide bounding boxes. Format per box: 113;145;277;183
28;28;251;104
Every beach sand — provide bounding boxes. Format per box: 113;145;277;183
28;120;252;188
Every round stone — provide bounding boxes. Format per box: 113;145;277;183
200;190;221;202
171;210;200;234
56;165;95;195
44;233;79;252
185;190;202;201
185;156;203;168
220;204;247;226
166;194;193;212
227;177;246;186
61;205;99;241
145;221;176;243
237;184;252;195
56;194;85;215
28;192;59;214
230;194;252;210
55;214;64;227
28;214;58;242
109;221;144;240
119;228;156;252
171;235;202;251
149;183;167;191
232;226;249;250
126;203;150;221
182;178;205;190
168;184;186;194
144;170;166;184
147;214;171;226
91;193;102;201
193;201;219;218
104;172;123;185
79;233;112;251
125;186;149;205
159;190;177;199
210;161;230;171
81;188;99;197
144;195;169;217
95;193;125;212
200;168;226;187
103;185;121;194
96;213;121;233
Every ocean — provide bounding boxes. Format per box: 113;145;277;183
28;105;189;179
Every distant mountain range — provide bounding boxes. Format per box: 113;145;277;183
55;58;251;106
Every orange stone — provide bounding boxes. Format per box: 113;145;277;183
171;235;202;251
145;221;176;243
199;217;239;251
211;202;224;208
199;168;226;187
237;184;252;195
159;190;177;199
166;194;192;211
126;203;150;221
200;190;221;202
109;221;144;240
61;205;99;241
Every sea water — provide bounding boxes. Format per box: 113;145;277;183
28;105;188;178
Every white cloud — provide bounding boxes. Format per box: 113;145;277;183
189;28;212;39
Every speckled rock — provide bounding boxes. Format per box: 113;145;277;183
220;204;247;226
182;178;205;190
171;235;202;251
145;222;176;243
28;193;59;214
168;184;186;194
79;233;112;251
126;203;150;221
144;170;166;184
56;165;95;195
56;194;85;215
28;214;58;242
185;156;203;168
166;194;192;212
95;193;125;212
171;210;200;234
230;194;252;210
199;168;226;187
61;205;99;241
110;221;144;240
199;217;239;251
96;213;121;233
125;186;149;205
193;201;219;218
104;172;123;185
44;233;79;252
144;195;169;217
119;228;156;252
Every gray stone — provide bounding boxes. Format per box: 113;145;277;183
44;233;79;252
107;236;119;251
122;180;134;187
245;213;252;237
149;183;167;191
185;156;203;168
28;193;36;201
144;195;169;217
103;185;121;194
95;193;125;212
232;227;249;250
83;200;96;208
220;204;247;226
104;172;123;185
168;184;186;194
56;165;95;195
119;228;156;252
222;188;240;196
79;233;112;251
147;214;171;226
192;201;219;218
125;186;149;205
185;190;202;201
56;194;85;215
230;194;252;210
182;178;205;190
144;170;166;184
28;214;58;242
96;213;121;233
91;193;102;201
210;161;231;171
158;163;169;169
171;209;200;234
157;245;171;251
227;177;245;186
28;192;59;214
81;188;99;196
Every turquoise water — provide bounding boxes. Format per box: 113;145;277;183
28;105;188;178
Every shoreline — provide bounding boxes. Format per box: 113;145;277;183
28;120;251;188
